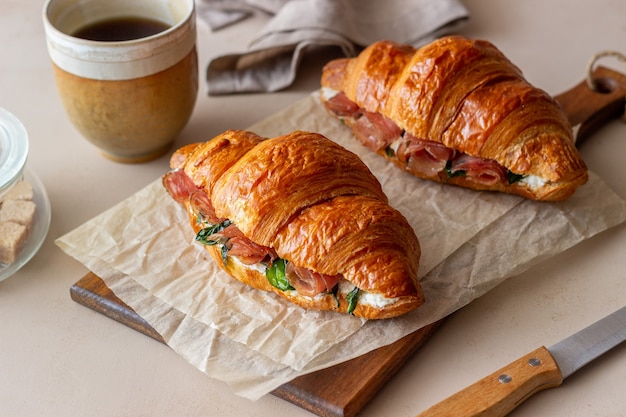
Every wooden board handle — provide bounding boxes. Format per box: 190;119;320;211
415;346;563;417
554;65;626;146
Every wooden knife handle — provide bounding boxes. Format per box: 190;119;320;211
415;346;563;417
554;65;626;147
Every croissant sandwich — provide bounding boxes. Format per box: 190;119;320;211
162;130;423;319
320;36;588;201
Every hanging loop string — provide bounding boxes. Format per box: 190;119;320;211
586;50;626;91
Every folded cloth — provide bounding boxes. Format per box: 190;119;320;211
196;0;288;30
202;0;470;95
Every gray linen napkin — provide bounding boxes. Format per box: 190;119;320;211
201;0;470;95
196;0;288;30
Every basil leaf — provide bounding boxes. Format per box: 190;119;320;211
346;287;360;315
385;146;395;158
266;258;294;291
220;245;229;264
445;160;466;181
507;171;526;184
196;219;231;245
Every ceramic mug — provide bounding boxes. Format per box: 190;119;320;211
43;0;198;163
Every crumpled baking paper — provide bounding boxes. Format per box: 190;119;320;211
202;0;470;94
56;92;626;400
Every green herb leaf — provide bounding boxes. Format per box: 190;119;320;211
385;146;395;158
266;258;294;291
220;245;229;264
196;219;232;245
445;160;466;181
346;287;360;315
507;171;526;184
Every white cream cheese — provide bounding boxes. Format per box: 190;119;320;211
230;255;267;273
359;291;400;308
338;280;399;308
320;86;339;101
520;174;548;189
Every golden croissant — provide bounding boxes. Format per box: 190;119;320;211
163;130;423;319
320;36;588;201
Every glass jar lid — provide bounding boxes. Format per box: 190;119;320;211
0;108;29;198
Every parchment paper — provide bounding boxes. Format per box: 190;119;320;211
56;92;626;399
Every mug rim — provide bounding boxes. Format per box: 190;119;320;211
42;0;196;80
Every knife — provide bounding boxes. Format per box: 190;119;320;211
415;305;626;417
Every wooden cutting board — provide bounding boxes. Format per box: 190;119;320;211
69;65;626;417
70;272;442;417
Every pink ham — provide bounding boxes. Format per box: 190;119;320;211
162;170;199;203
189;190;223;224
219;225;278;265
449;154;508;185
353;110;403;152
324;92;361;118
285;262;341;297
397;134;455;177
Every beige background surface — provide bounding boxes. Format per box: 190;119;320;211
1;1;625;416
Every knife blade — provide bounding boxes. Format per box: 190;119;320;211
415;305;626;417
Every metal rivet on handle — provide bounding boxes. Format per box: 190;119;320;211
498;374;512;384
528;358;542;367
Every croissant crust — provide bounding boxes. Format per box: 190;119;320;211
168;130;423;319
321;36;588;201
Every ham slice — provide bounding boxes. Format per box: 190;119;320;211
285;262;342;297
397;134;455;177
449;154;508;186
219;225;277;265
189;190;223;224
324;91;361;118
353;110;403;152
162;170;198;203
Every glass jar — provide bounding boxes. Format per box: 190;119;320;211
0;108;51;280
